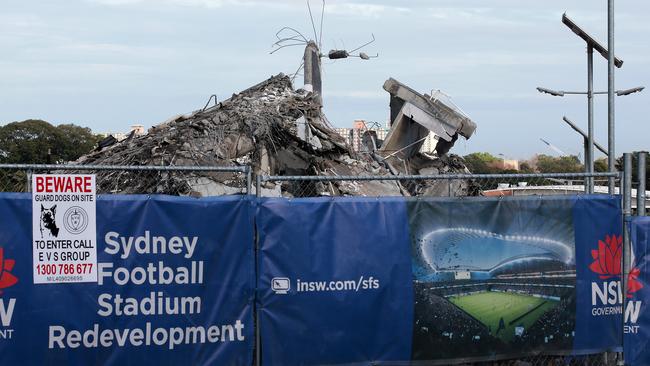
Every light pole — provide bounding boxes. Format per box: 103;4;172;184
608;0;616;197
546;13;625;194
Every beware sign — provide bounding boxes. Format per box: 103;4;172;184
32;175;97;284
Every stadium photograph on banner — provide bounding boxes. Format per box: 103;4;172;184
409;198;577;360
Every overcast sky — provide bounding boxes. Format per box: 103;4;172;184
1;0;648;159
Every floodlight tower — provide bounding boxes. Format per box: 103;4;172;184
537;14;625;193
564;13;623;193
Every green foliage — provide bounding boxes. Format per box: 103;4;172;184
594;158;608;173
616;152;650;189
463;152;584;174
462;152;501;174
519;162;534;173
535;154;583;173
0;119;101;164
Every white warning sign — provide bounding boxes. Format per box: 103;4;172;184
32;175;97;284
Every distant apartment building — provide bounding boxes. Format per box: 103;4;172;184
420;134;438;153
334;120;386;151
499;159;520;171
335;119;438;153
99;124;147;141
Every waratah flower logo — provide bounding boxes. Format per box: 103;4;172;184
589;234;622;279
589;234;644;297
627;267;644;298
0;247;18;293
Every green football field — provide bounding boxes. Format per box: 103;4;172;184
449;292;558;342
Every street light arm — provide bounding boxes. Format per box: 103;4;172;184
562;116;608;156
536;87;565;97
616;86;645;96
537;87;645;96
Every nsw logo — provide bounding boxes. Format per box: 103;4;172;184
589;234;644;312
589;234;622;279
0;247;17;339
0;247;17;293
627;267;644;299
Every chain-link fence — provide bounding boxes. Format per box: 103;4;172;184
257;172;623;198
0;164;251;196
0;164;639;365
403;351;619;366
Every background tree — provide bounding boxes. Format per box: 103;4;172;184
594;158;608;173
535;154;583;173
518;161;535;173
616;152;650;190
462;152;501;174
0;119;101;164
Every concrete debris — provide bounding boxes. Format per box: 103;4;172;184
380;78;476;159
77;74;476;197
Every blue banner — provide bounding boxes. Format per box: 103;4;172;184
573;196;624;353
0;193;254;365
625;216;650;366
0;192;626;365
257;197;414;366
258;195;623;365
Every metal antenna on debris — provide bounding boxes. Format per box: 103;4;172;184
306;0;320;47
430;89;471;119
202;95;218;111
318;0;325;49
270;27;310;55
271;0;378;105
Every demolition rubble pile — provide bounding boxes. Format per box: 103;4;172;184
77;74;477;197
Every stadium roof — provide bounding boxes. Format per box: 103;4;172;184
418;227;573;272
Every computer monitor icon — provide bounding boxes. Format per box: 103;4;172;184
272;277;290;294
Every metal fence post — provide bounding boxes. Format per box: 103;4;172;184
25;169;32;192
638;152;647;216
254;173;262;366
587;45;595;194
256;311;261;366
246;167;252;196
256;175;262;198
620;153;632;366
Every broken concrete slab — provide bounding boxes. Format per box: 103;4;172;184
383;78;476;140
381;78;476;158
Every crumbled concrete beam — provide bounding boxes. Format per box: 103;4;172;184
383;78;477;140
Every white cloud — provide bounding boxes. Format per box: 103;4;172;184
86;0;411;16
88;0;239;7
3;0;649;156
324;3;410;18
88;0;145;5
